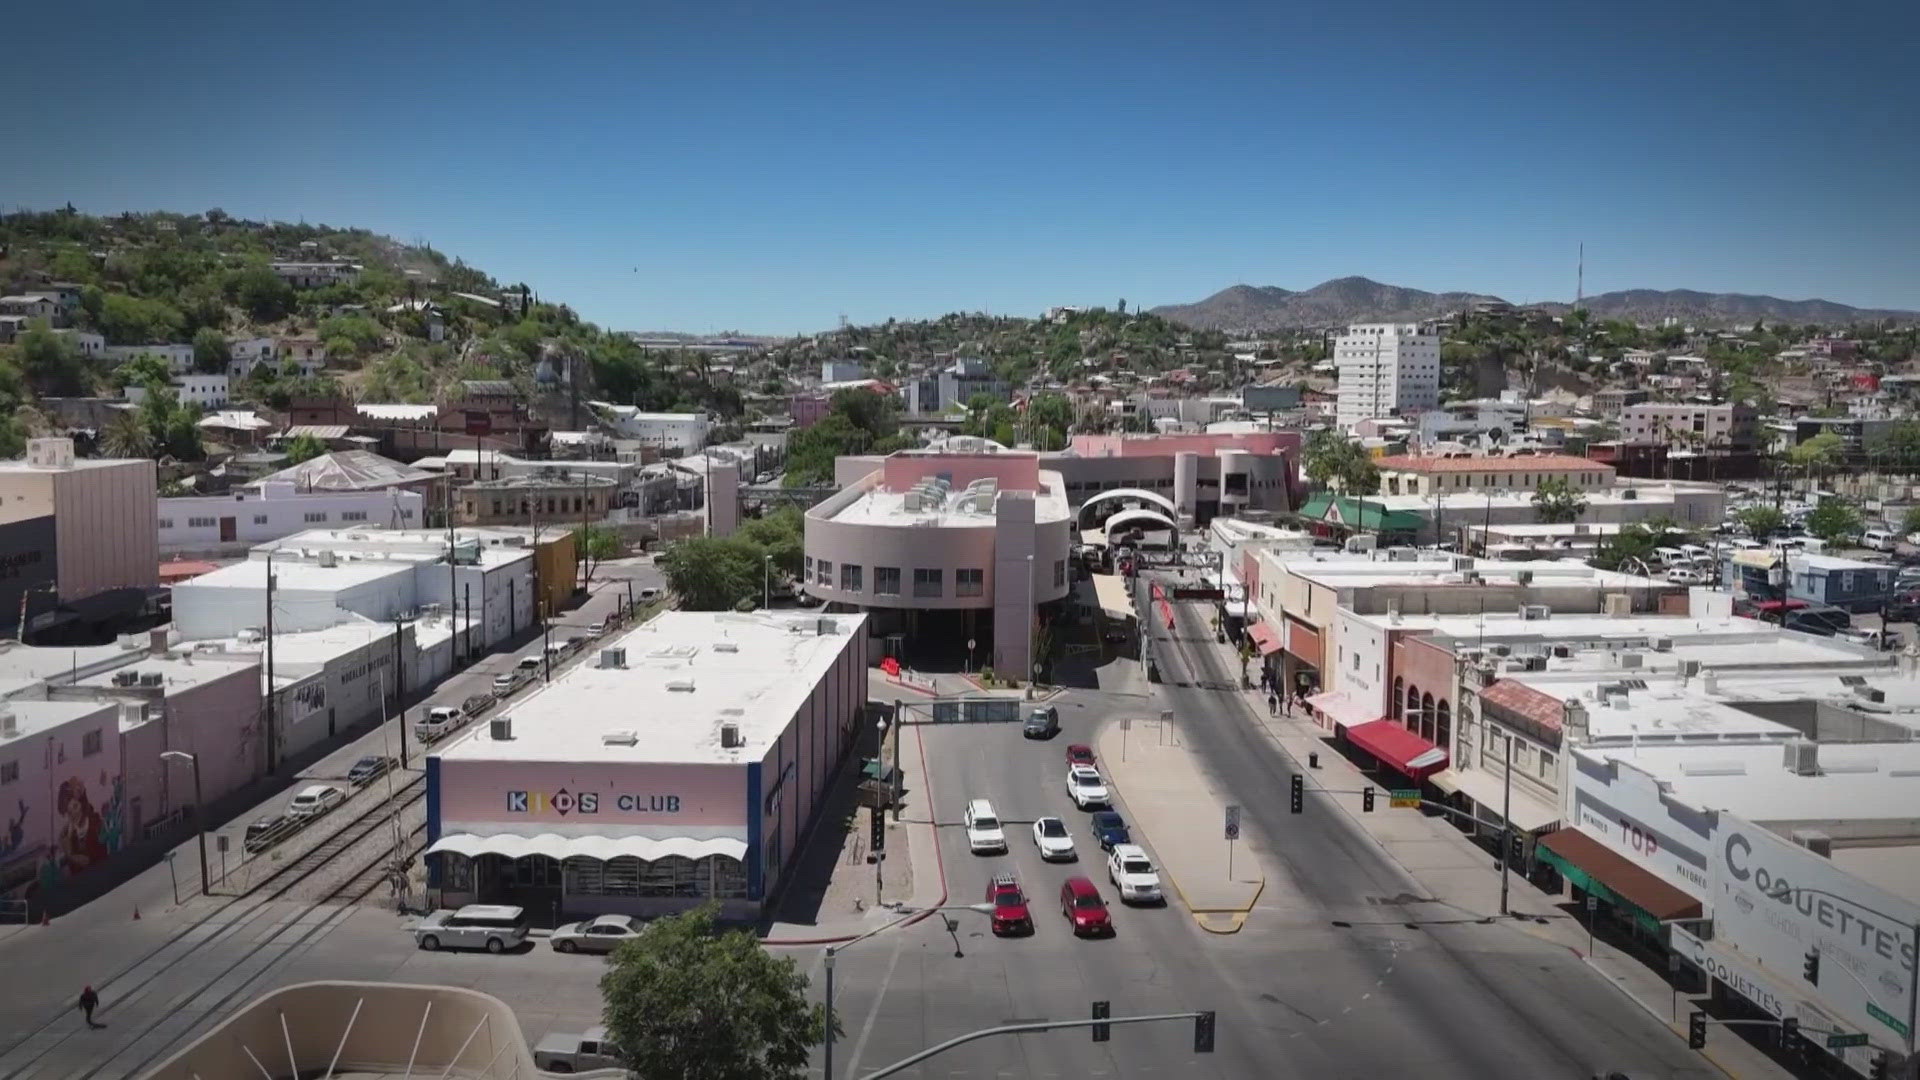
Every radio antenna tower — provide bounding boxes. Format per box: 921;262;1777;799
1576;242;1585;307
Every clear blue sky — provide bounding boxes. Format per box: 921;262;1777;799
4;0;1916;333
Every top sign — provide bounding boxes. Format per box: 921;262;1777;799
464;411;493;437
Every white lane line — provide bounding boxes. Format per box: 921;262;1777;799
843;934;906;1077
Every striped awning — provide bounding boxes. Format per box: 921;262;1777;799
426;833;747;862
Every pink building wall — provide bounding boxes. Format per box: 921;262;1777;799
0;701;124;898
789;394;830;429
119;665;265;835
1069;431;1302;459
438;760;747;831
881;452;1041;493
755;625;867;898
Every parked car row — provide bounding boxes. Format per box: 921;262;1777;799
243;781;349;855
414;693;495;744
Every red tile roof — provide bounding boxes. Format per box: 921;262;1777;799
1480;679;1567;733
1373;454;1611;474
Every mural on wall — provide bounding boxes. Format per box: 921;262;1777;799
39;773;126;891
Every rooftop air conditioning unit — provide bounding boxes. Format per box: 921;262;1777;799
903;491;923;512
490;717;513;741
1604;593;1632;618
1525;655;1548;672
602;730;639;746
666;679;696;692
1790;829;1833;858
317;550;338;568
1783;739;1819;776
1451;555;1475;572
1853;685;1886;704
713;641;739;653
598;647;627;669
0;707;15;738
1516;570;1534;586
1521;604;1550;620
1679;659;1702;678
139;672;164;687
720;722;743;748
1652;637;1674;652
1619;652;1644;669
113;670;139;686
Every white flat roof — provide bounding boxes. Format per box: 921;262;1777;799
1579;742;1920;840
181;558;413;593
829;473;1071;527
438;611;867;765
0;699;114;741
75;650;257;697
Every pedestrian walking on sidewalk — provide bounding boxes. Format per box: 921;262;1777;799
78;986;100;1028
1267;692;1278;716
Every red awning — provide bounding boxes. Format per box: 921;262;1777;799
1246;621;1283;656
1344;719;1448;780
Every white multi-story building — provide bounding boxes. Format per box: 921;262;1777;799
52;329;105;359
587;403;711;452
125;373;230;408
227;337;278;378
104;343;197;376
269;261;362;289
1334;323;1442;430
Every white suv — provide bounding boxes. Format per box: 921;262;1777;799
1106;844;1163;904
963;799;1007;854
286;784;344;819
412;904;531;953
1065;765;1110;809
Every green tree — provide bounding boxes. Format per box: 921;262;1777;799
1734;505;1788;539
1301;429;1380;495
97;293;185;345
283;432;327;464
1803;497;1863;543
15;323;91;396
600;904;834;1080
101;410;154;458
1591;523;1662;572
192;327;231;374
1789;432;1844;488
657;536;766;610
736;507;805;579
1530;475;1589;524
230;265;296;322
574;523;620;587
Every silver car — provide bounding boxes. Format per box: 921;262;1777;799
412;904;530;953
549;914;640;954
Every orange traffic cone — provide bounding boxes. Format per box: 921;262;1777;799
132;905;140;920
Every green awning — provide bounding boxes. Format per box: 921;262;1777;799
1535;828;1701;935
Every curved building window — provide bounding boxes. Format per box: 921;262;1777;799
841;564;863;593
956;568;983;597
913;568;943;598
817;560;834;586
875;566;901;596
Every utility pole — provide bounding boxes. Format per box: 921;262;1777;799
393;616;409;769
1499;730;1514;916
264;551;278;774
446;478;459;665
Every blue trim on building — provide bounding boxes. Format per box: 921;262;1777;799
746;761;763;901
425;755;441;888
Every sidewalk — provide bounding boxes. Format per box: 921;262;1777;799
760;684;946;946
1096;718;1263;932
1191;632;1793;1080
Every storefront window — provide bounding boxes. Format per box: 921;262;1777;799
441;853;474;891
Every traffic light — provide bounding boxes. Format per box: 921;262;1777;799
1779;1016;1798;1049
1687;1011;1707;1050
869;805;884;853
1290;773;1303;814
1803;947;1820;985
1509;832;1526;868
1091;1000;1110;1043
1193;1010;1216;1054
1362;786;1375;813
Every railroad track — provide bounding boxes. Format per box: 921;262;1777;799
0;777;429;1080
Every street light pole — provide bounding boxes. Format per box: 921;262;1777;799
821;903;994;1080
160;751;209;897
764;554;773;611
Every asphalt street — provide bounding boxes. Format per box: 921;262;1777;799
0;560;661;1080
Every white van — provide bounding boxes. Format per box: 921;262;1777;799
1654;547;1688;569
1862;528;1897;553
412;904;531;953
415;705;462;743
963;799;1008;854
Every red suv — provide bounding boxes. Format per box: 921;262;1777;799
986;874;1033;936
1059;876;1114;937
1065;744;1096;768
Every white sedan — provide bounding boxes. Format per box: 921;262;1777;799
1106;844;1164;904
549;914;640;953
1031;816;1077;861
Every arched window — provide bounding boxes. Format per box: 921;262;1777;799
1391;677;1405;720
1419;693;1436;742
1405;684;1421;730
1436;699;1452;756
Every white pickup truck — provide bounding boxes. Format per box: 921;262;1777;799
531;1026;625;1073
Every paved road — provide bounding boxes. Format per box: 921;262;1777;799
0;569;656;1079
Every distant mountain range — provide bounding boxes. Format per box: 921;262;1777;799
1150;276;1919;331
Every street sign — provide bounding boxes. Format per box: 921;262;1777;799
1389;789;1421;808
1120;716;1132;731
1224;805;1241;841
1825;1032;1869;1049
464;410;493;437
1866;1002;1910;1039
215;834;230;853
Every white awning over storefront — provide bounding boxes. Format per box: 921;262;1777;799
1441;768;1563;833
426;833;748;862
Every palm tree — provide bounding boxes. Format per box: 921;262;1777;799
101;411;153;459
